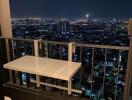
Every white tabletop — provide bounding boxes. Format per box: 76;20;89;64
4;56;81;81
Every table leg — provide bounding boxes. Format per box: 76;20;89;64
9;70;16;84
9;70;13;82
68;78;72;95
26;73;30;87
18;72;23;86
80;68;82;89
36;75;40;87
12;71;16;84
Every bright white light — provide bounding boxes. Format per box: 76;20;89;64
86;14;90;18
113;58;116;61
22;52;25;56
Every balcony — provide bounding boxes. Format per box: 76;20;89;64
0;36;132;100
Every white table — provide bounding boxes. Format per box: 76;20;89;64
4;56;81;94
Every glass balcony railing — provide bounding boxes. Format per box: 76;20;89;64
0;36;131;100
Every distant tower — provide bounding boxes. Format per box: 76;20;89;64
26;18;29;26
113;18;117;23
85;14;92;22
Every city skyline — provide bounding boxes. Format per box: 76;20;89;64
10;0;132;19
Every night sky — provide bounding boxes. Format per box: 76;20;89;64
10;0;132;19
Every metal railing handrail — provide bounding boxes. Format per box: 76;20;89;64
75;43;129;50
0;37;34;42
0;36;130;50
40;40;69;45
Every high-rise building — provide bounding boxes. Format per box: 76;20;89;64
57;21;69;34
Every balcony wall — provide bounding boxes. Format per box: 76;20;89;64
0;0;12;38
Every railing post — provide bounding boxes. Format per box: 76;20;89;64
5;39;13;83
5;39;11;62
34;40;39;57
128;19;132;99
130;72;132;100
45;41;48;58
124;19;132;100
34;40;40;87
128;19;132;100
68;42;75;61
128;19;132;35
68;42;75;95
